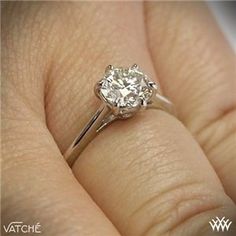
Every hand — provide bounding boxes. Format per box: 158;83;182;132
2;2;236;235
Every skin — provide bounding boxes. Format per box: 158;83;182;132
2;2;236;236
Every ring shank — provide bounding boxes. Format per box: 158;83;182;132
64;104;110;166
149;93;176;115
64;93;175;167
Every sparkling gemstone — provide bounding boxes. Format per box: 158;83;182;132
98;66;154;116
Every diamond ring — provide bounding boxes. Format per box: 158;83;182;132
64;64;176;166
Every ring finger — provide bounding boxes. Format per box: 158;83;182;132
45;2;236;235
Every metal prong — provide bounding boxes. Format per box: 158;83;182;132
112;102;120;116
148;81;157;90
105;65;114;74
131;64;138;70
94;81;103;97
140;100;147;110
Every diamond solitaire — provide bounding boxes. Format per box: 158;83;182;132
95;64;157;117
65;64;175;166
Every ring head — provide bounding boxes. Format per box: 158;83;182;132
95;65;157;118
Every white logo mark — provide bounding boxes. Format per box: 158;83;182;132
3;221;41;234
209;216;232;232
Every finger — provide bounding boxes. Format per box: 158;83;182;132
73;112;236;236
43;2;236;236
2;87;119;236
145;2;236;201
2;3;120;235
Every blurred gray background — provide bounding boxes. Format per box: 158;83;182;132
208;1;236;52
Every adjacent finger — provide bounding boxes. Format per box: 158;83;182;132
2;3;120;235
2;85;120;236
145;2;236;202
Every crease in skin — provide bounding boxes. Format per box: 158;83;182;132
143;199;223;236
195;108;236;150
3;80;45;122
125;179;226;236
193;109;236;190
213;137;236;174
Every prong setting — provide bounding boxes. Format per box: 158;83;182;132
131;63;138;70
105;65;114;74
94;80;103;97
148;81;158;90
140;99;147;110
112;103;120;116
97;65;156;118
